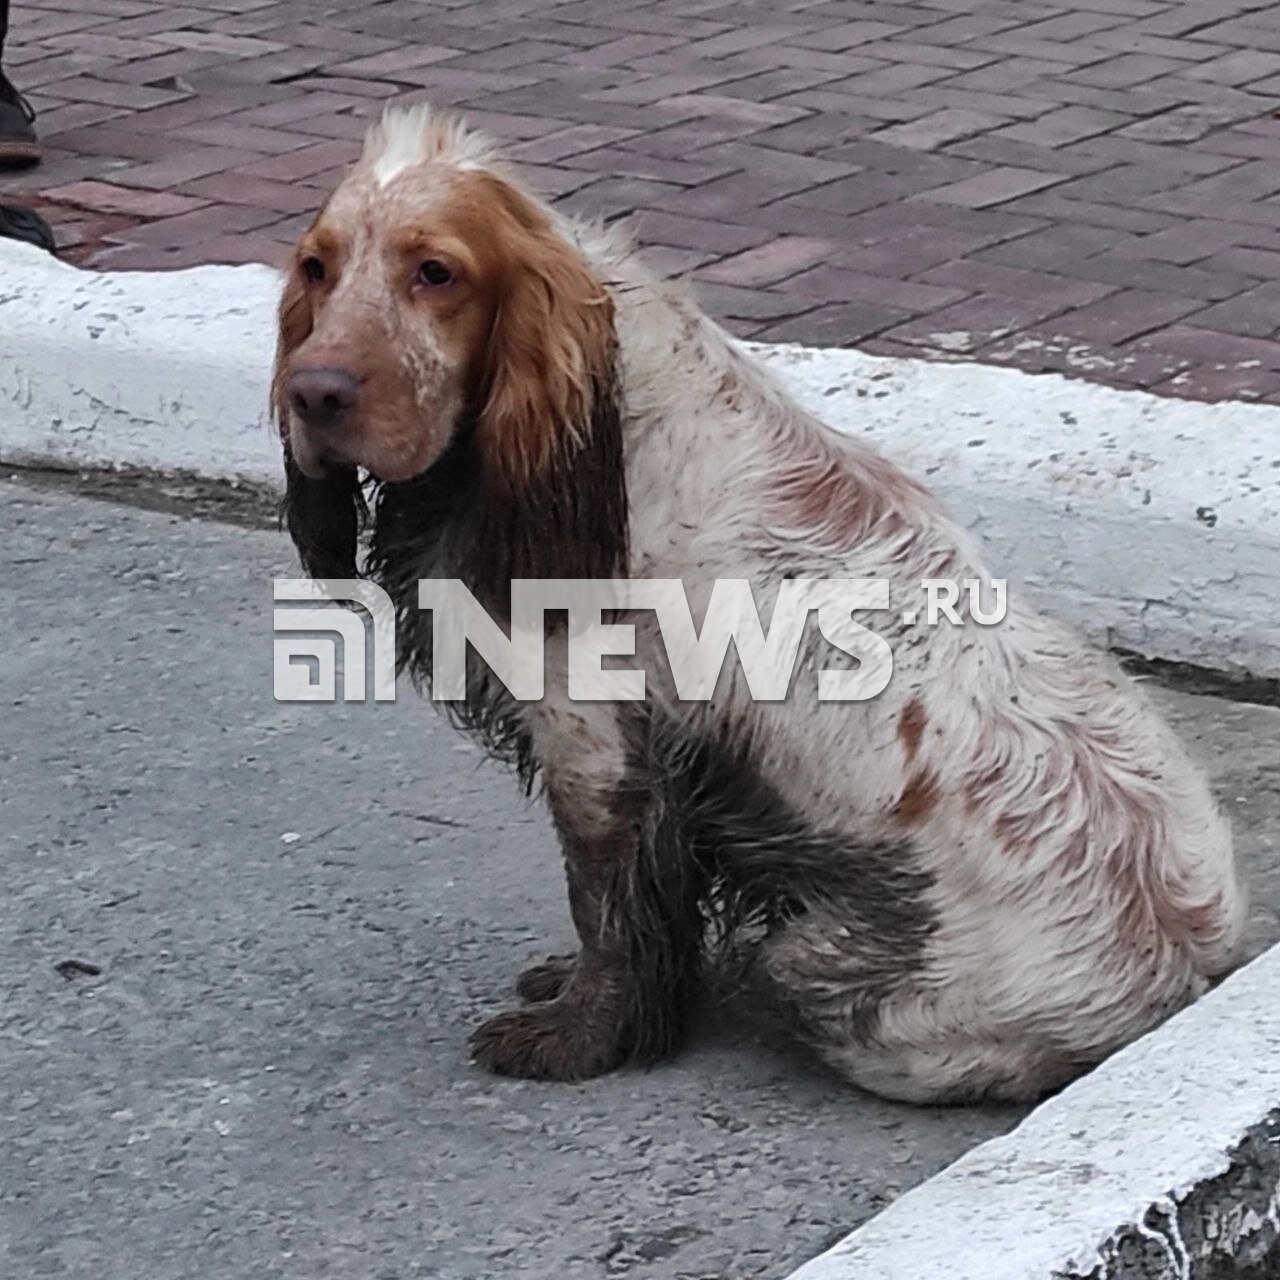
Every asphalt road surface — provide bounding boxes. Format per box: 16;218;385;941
3;477;1277;1280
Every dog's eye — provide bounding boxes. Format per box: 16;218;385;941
417;259;453;287
301;256;325;284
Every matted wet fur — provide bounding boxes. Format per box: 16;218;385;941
275;104;1247;1103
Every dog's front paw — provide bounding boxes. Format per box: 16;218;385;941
515;951;578;1003
469;1001;625;1082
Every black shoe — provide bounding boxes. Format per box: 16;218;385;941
0;71;40;168
0;204;56;253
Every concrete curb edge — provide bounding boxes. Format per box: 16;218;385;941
786;943;1280;1280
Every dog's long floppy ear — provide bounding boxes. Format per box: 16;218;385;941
474;177;628;581
274;267;365;580
280;451;366;580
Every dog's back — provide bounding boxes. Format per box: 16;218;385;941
612;276;1245;1102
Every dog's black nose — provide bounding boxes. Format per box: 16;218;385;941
287;367;359;430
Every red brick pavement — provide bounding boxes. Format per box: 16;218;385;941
6;0;1280;401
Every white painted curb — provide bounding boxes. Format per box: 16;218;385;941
787;942;1280;1280
0;240;278;481
1;239;1277;678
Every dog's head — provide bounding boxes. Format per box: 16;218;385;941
276;105;628;587
274;105;616;490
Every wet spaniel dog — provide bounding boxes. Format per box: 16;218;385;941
275;105;1246;1102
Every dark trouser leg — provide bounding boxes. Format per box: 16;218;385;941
0;0;45;181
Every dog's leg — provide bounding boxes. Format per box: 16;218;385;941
514;951;577;1004
470;698;702;1081
766;912;1207;1103
812;1028;1083;1104
767;930;1082;1103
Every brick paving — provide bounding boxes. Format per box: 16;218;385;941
6;0;1280;401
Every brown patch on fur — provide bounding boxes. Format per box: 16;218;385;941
770;430;929;552
441;171;617;494
963;716;1231;970
898;699;927;764
272;265;314;436
894;770;939;827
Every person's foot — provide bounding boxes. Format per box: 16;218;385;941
0;204;56;253
0;70;40;168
